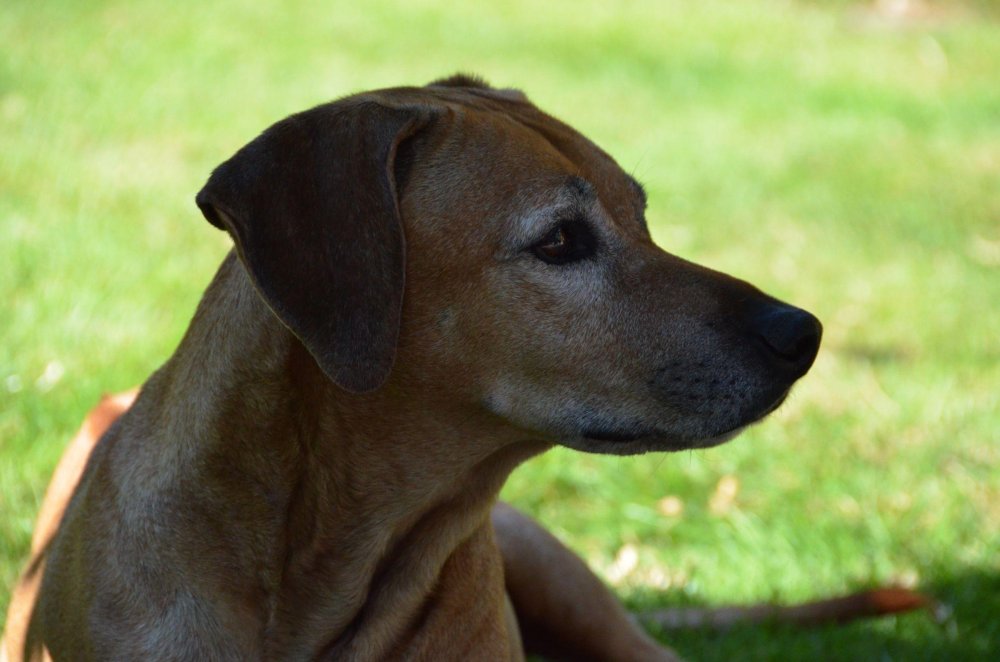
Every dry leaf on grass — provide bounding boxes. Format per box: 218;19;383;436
709;474;740;515
657;496;684;518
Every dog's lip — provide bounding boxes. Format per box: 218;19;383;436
581;428;647;443
580;388;792;448
758;388;790;419
581;425;742;448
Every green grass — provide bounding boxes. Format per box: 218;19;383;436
2;0;998;659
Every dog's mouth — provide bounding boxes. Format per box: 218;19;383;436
581;429;647;443
578;389;791;452
579;425;745;451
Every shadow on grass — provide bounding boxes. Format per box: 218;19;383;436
627;568;999;661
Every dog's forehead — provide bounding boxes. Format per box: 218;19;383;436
381;84;644;228
423;85;618;171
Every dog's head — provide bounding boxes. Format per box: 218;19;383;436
196;75;820;454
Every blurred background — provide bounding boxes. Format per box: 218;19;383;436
1;0;997;658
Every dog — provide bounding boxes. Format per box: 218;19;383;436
3;74;825;661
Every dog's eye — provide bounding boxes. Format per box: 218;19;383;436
532;220;595;265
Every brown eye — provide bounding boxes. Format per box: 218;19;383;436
536;227;569;260
531;220;596;265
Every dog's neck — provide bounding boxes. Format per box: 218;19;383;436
147;252;545;658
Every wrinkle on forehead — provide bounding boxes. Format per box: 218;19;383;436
402;95;647;249
483;104;647;233
566;175;597;203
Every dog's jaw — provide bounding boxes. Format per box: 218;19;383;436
568;425;749;456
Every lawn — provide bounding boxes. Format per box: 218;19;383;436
2;0;998;659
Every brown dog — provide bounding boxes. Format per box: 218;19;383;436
3;75;823;661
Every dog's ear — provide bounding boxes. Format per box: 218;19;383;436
196;100;435;393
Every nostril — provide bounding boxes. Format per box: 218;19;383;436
754;306;823;370
785;330;819;363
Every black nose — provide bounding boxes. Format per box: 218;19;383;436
751;304;822;377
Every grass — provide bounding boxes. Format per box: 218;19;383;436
2;0;998;658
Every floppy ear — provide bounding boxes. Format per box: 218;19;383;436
196;100;434;393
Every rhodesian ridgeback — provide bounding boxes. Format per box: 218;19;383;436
3;74;826;661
